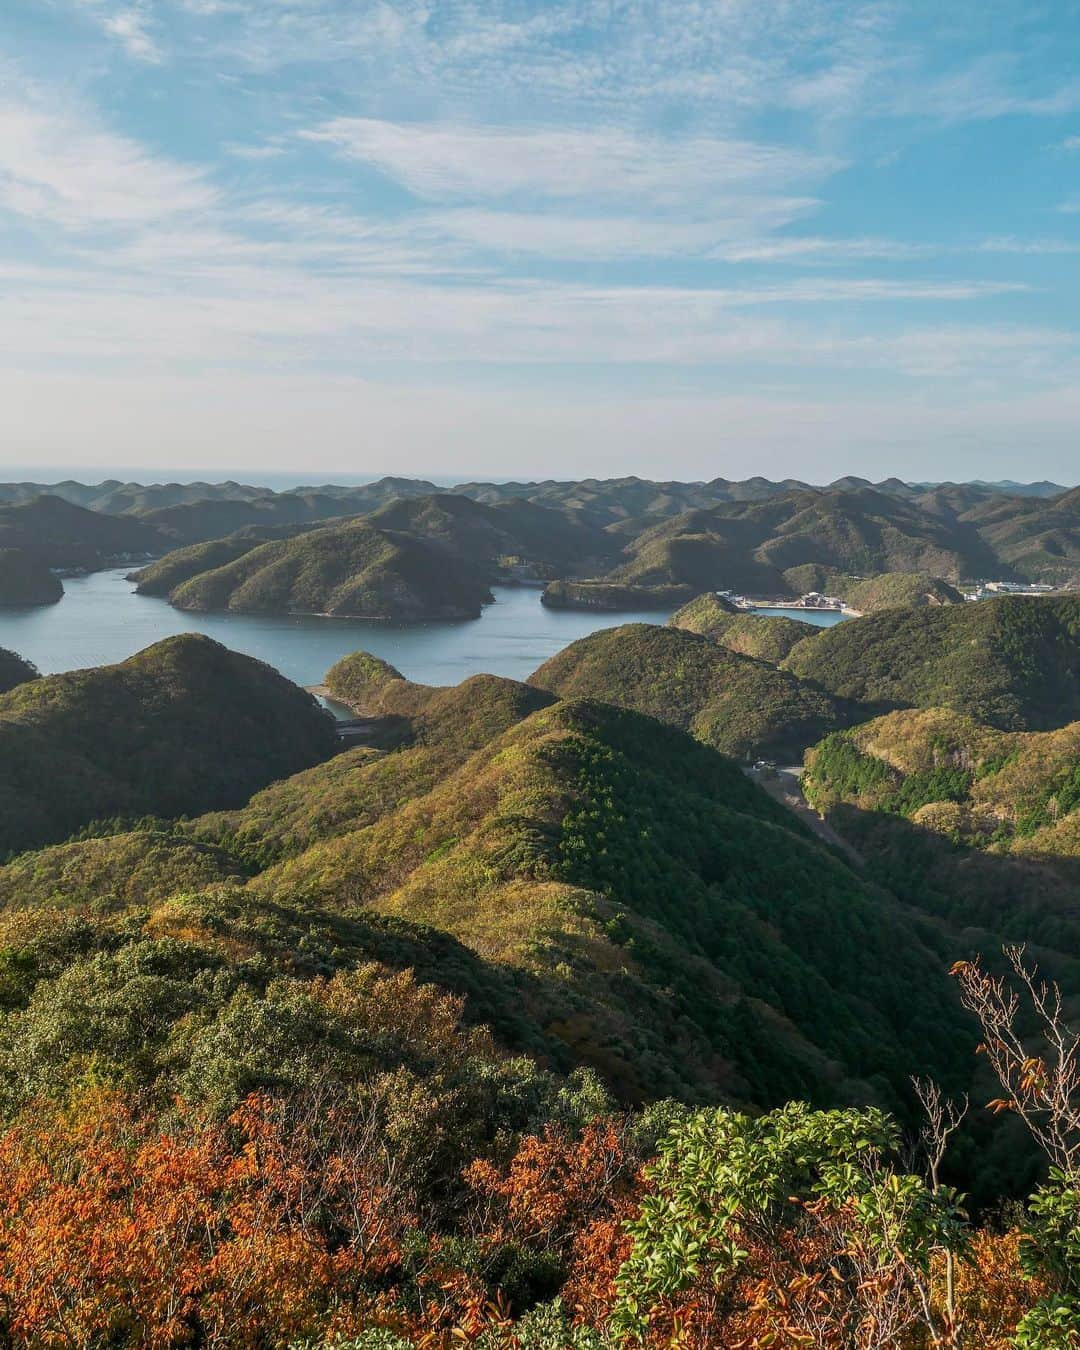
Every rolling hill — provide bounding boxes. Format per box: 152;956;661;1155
669;593;817;663
164;519;494;620
0;496;163;570
782;595;1080;730
366;493;612;576
0;635;337;856
529;622;854;760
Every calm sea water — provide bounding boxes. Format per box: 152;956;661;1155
747;607;848;626
0;573;847;689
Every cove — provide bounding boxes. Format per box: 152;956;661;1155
0;571;848;688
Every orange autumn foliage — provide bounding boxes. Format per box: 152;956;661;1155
465;1119;631;1251
0;1088;418;1348
938;1228;1045;1350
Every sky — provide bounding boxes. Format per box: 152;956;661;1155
1;0;1079;484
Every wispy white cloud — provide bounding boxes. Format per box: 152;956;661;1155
300;119;839;206
0;92;214;227
422;206;824;261
980;236;1080;255
888;54;1080;124
223;141;286;161
100;6;162;62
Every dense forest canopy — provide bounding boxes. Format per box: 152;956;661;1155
0;549;63;607
0;634;337;856
782;595;1080;729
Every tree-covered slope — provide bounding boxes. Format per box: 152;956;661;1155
0;549;63;606
804;707;1080;853
0;496;163;570
529;623;853;760
608;527;787;596
0;635;338;856
752;487;1001;579
964;487;1080;586
798;709;1080;981
600;487;1004;596
782;595;1080;729
666;591;741;636
128;522;336;597
0;649;38;695
167;520;493;620
779;568;963;611
0;666;972;1113
367;493;611;575
541;579;690;611
669;593;816;664
236;696;969;1107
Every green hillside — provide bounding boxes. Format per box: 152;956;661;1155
0;549;63;606
783;595;1080;729
779;568;963;611
0;659;973;1113
963;486;1080;586
128;522;336;596
597;487;1005;597
805;707;1080;853
665;590;740;633
529;623;853;760
0;649;38;695
608;527;787;596
135;479;438;546
0;496;163;570
798;708;1080;989
0;635;337;856
241;697;967;1106
669;593;816;663
168;519;493;620
367;492;610;575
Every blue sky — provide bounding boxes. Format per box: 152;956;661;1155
1;0;1078;482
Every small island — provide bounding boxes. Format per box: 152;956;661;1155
0;549;63;607
130;520;494;622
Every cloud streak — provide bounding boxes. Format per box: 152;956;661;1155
0;94;214;227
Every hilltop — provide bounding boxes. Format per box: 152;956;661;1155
529;622;853;760
128;520;350;596
782;595;1080;730
0;635;337;856
959;487;1080;586
164;519;493;620
601;488;1004;597
0;549;63;606
365;492;611;576
669;593;817;663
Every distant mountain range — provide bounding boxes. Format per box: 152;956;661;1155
1;475;1077;612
